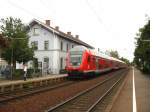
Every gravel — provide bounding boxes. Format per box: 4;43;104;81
0;70;122;112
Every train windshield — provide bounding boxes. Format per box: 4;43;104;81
70;51;83;66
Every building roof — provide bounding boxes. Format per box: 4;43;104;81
29;19;94;49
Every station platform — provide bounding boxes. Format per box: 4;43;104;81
134;68;150;112
110;68;132;112
0;74;67;85
0;74;67;93
110;67;150;112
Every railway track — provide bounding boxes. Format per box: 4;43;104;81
0;80;76;104
46;69;128;112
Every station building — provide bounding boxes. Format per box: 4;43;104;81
28;19;94;74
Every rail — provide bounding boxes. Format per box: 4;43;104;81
46;69;128;112
0;80;75;104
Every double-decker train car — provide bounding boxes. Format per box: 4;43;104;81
65;46;126;78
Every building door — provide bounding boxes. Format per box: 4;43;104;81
43;57;49;74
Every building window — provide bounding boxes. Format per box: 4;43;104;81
38;62;42;69
44;57;49;67
43;57;49;73
31;41;38;50
44;41;49;50
60;41;63;51
72;45;74;48
33;28;39;35
60;57;63;69
66;43;69;51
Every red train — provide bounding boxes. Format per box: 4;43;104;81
65;46;126;78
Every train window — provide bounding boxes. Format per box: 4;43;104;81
92;57;96;61
98;64;101;69
70;51;82;55
69;51;83;66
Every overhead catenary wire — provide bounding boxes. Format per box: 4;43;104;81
39;0;57;23
85;0;114;35
85;0;123;50
85;0;103;23
39;0;56;15
6;0;44;20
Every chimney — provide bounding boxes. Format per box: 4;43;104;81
45;20;50;26
67;32;71;35
55;26;59;30
75;35;79;39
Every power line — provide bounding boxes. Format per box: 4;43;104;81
85;0;103;23
85;0;121;40
85;0;111;31
6;0;44;20
39;0;57;21
39;0;54;12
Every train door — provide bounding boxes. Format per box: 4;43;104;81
87;55;91;70
92;56;96;70
90;56;93;69
110;60;113;68
105;60;109;68
96;57;99;70
98;58;102;69
100;58;105;69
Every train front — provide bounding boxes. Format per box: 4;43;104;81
66;46;87;78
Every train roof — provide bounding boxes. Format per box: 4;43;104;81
94;50;125;63
110;57;125;63
70;46;125;64
70;45;88;52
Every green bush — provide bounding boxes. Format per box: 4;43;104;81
59;69;67;74
13;69;41;79
143;67;150;74
13;69;23;80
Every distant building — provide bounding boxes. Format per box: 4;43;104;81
0;34;8;68
28;19;94;74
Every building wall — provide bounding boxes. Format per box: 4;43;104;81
29;24;77;74
29;24;55;50
0;58;8;67
29;24;53;74
52;34;77;74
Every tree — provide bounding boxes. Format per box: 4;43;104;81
134;20;150;73
0;34;8;48
106;50;120;59
0;35;8;60
120;57;130;65
0;17;34;69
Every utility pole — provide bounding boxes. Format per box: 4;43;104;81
11;47;13;80
10;38;28;80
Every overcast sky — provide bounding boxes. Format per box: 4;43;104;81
0;0;149;61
